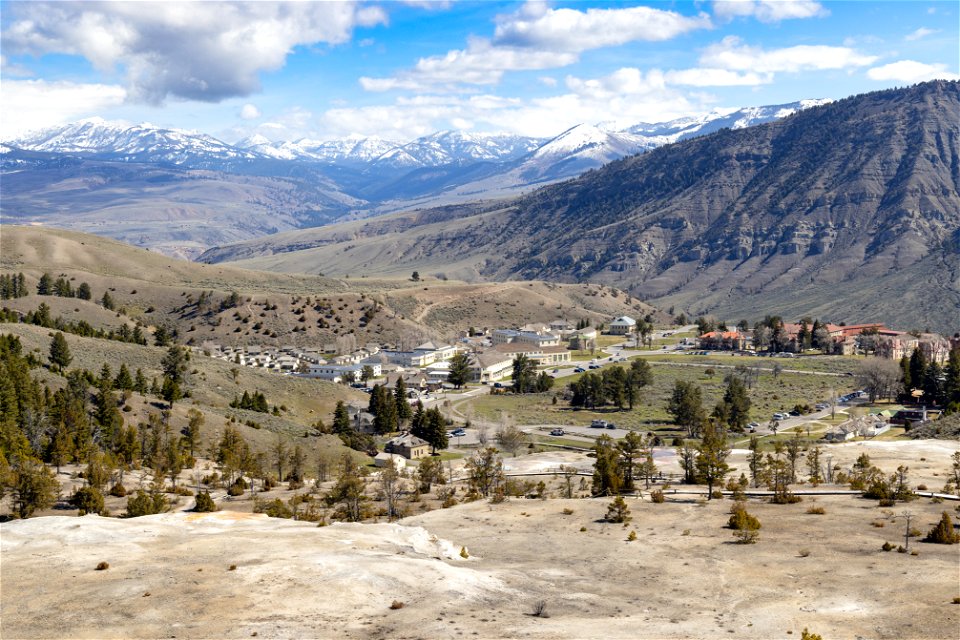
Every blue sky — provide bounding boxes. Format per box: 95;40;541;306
1;0;957;142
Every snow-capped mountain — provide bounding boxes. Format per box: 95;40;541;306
9;117;260;166
372;130;543;169
625;99;834;145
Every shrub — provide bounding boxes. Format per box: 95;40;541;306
108;483;127;497
562;507;574;515
650;489;665;503
881;541;894;551
70;486;106;516
531;600;549;618
733;528;759;544
728;502;761;531
605;496;631;523
460;546;469;559
124;490;168;517
579;526;587;532
798;549;810;557
174;486;193;497
800;629;823;640
227;481;245;497
806;506;826;515
254;498;293;519
389;601;405;610
229;564;237;571
923;512;960;544
193;491;218;512
95;562;109;571
627;530;637;541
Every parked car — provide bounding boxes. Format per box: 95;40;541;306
574;367;585;373
747;422;760;430
450;428;466;437
605;423;616;429
549;428;565;436
590;420;608;428
588;364;600;370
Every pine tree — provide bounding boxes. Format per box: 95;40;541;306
945;347;960;414
48;332;72;372
923;511;959;544
114;364;134;391
696;419;731;499
448;352;471;389
76;282;92;300
36;273;53;295
394;378;412;425
100;291;115;310
332;401;351;435
134;369;148;394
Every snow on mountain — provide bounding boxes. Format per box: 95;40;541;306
8;117;260;165
372;130;543;168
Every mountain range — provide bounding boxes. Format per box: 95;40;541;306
1;100;826;257
199;81;960;333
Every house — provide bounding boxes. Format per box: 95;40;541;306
384;433;431;459
347;405;376;434
698;330;749;351
876;333;951;364
491;329;561;348
374;452;406;470
469;352;513;382
492;342;571;366
299;363;380;382
824;426;855;442
608;316;637;335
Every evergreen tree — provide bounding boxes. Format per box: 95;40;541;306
667;380;705;438
48;332;72;371
696;419;731;499
76;282;92;300
448;352;471;389
720;375;751;431
100;291;115;310
134;369;148;394
625;359;652;409
945;347;960;414
332;401;351;435
511;354;537;393
9;456;59;518
592;435;622;496
113;364;134;391
36;273;53;295
394;378;412;425
413;407;448;453
908;347;927;395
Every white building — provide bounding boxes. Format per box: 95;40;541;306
609;316;637;335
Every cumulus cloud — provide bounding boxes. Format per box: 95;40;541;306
492;3;712;50
240;103;261;120
665;67;769;86
0;79;127;139
1;1;387;104
702;36;876;74
866;60;960;83
360;2;711;91
905;27;937;41
713;0;827;23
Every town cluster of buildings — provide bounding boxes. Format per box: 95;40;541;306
697;322;958;363
197;315;628;387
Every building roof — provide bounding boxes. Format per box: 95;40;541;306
700;330;744;339
386;433;429;448
611;316;636;325
470;352;513;368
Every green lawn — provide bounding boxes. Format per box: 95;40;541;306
464;362;843;432
641;353;863;375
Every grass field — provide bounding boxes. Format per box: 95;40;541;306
464;362;846;432
640;353;863;375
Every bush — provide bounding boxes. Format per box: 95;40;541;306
460;546;469;559
881;541;894;551
562;507;574;515
124;490;168;518
70;486;106;516
650;489;665;503
254;498;293;519
923;512;960;544
227;481;245;497
605;496;631;523
728;502;761;531
531;600;549;618
798;549;810;557
627;530;637;541
733;528;759;544
390;601;405;610
193;491;218;512
108;483;127;497
806;505;826;515
95;561;109;571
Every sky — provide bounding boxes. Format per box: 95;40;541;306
1;0;958;143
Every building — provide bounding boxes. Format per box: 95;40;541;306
374;452;406;470
608;316;637;335
491;329;561;348
384;433;431;459
876;333;951;364
469;352;513;382
492;342;571;366
698;330;749;351
299;363;380;382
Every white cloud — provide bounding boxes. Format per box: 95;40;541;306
0;79;127;139
538;76;558;87
1;1;387;104
702;36;877;74
866;60;960;83
492;3;712;50
240;104;261;120
665;68;769;86
713;0;828;23
360;2;711;91
905;27;937;41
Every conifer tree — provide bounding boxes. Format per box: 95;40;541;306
48;332;72;372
